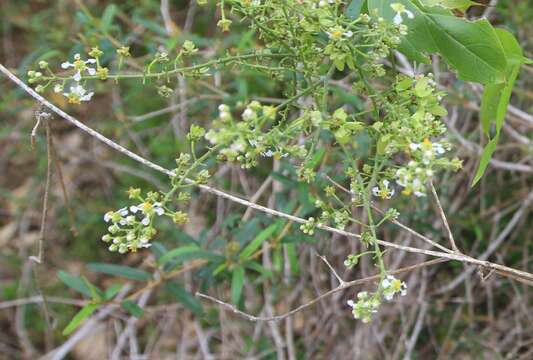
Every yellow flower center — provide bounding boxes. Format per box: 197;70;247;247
73;59;85;70
331;30;343;40
67;95;81;104
392;279;402;292
142;202;153;211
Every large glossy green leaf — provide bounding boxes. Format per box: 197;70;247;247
87;263;151;281
62;303;99;335
368;0;508;84
231;266;245;305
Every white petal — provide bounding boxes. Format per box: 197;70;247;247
86;67;96;75
347;300;355;307
86;58;97;64
74;53;81;59
394;13;403;25
61;62;72;69
155;207;164;216
141;217;150;226
383;179;390;187
73;71;82;82
130;206;139;213
406;10;414;19
81;92;94;101
372;187;380;196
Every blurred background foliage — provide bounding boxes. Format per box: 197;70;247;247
0;0;532;359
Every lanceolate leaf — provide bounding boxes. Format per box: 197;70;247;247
165;282;204;316
346;0;366;19
62;303;99;335
474;29;523;186
239;223;278;261
57;271;91;298
231;266;245;305
87;263;152;281
471;135;499;186
368;0;508;84
121;300;144;318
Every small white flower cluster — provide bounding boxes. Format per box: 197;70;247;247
59;53;98;104
347;292;380;323
61;53;97;81
312;0;335;9
372;179;395;200
101;201;164;253
395;138;449;197
58;84;94;104
390;3;414;25
347;275;407;322
300;217;321;235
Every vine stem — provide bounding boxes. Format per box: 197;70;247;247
1;62;533;285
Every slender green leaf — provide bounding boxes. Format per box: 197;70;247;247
158;245;222;266
87;263;151;281
346;0;365;19
244;262;273;278
104;284;123;300
100;4;117;33
165;282;204;316
286;243;299;275
121;301;144;318
231;266;245;305
239;224;278;261
62;304;98;335
471;135;499;187
57;271;91;298
83;277;103;301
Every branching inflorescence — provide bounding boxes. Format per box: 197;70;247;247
18;0;528;328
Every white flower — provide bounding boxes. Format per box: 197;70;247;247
242;108;256;121
104;211;113;223
409;143;420;151
63;84;94;104
381;275;407;301
391;3;414;25
372;180;395;199
53;84;63;93
61;53;97;81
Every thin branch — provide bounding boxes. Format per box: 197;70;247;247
196;258;448;322
1;63;533;284
430;182;460;253
316;253;345;286
29;116;52;264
